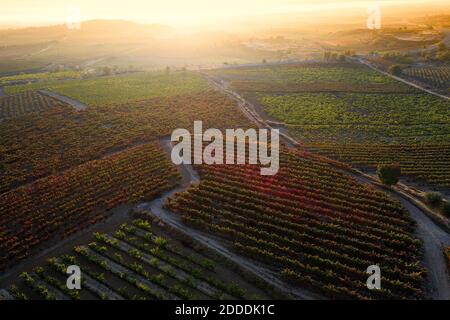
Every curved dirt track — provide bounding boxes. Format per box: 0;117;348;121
205;74;450;299
137;137;322;300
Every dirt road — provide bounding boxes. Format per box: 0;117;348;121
136;137;321;300
38;89;87;111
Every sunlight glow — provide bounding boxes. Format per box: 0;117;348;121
0;0;448;28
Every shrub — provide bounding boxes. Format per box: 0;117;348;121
389;64;403;76
425;192;443;207
442;202;450;216
377;164;401;186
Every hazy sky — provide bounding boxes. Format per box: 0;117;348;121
0;0;448;27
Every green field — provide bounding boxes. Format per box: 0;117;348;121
0;71;82;84
209;63;402;84
258;93;450;144
210;61;450;189
4;71;208;106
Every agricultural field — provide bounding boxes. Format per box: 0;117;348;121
2;2;450;308
0;219;272;300
4;71;209;106
305;144;450;188
0;71;82;85
403;66;450;93
258;93;450;144
166;147;424;299
209;61;450;190
0;69;255;277
212;63;415;92
0;142;181;270
0;91;64;120
0;88;249;194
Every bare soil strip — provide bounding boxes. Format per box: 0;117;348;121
38;89;88;111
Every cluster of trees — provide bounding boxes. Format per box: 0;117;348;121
425;192;450;216
388;64;403;76
323;50;357;62
421;42;450;62
323;51;345;62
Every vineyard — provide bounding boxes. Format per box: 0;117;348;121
256;93;450;144
0;71;82;85
166;148;425;299
4;72;209;106
0;89;250;194
305;144;450;188
209;62;450;189
0;142;181;271
209;62;410;88
230;81;416;94
403;66;450;90
0;219;270;300
0;91;64;120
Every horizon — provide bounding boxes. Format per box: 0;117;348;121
1;0;449;30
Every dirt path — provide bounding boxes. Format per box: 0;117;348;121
203;74;299;148
136;137;321;300
38;89;87;111
206;74;450;299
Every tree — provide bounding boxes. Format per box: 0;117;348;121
436;50;450;62
388;64;402;76
102;66;111;76
438;42;447;51
425;192;443;207
442;202;450;216
377;164;401;186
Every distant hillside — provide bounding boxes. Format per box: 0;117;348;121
0;20;173;46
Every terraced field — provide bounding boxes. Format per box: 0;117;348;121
0;219;271;300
